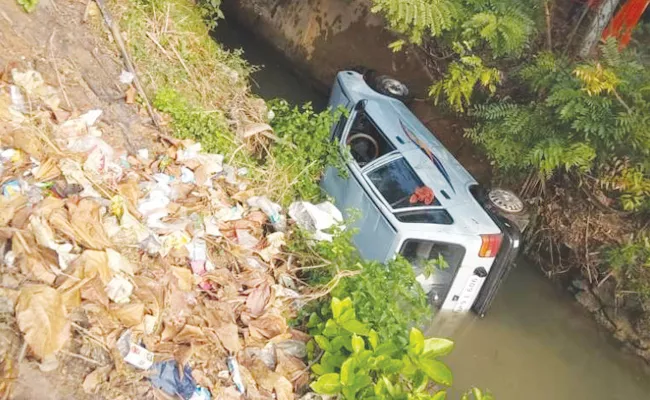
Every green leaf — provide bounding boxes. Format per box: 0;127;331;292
368;329;379;350
409;328;425;355
322;352;347;371
311;373;342;395
432;390;448;400
423;338;454;358
340;358;355;386
418;360;453;386
331;297;343;320
339;308;356;323
341;319;370;335
351;334;365;354
331;335;350;352
374;342;399;357
307;312;322;328
311;363;327;376
314;335;330;352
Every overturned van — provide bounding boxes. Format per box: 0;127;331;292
322;70;529;315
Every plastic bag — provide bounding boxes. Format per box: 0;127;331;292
247;196;286;232
288;201;344;242
150;360;196;400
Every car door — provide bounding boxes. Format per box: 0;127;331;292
321;102;397;262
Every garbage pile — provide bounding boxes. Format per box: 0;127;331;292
0;69;316;399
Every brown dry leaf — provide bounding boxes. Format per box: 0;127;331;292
111;302;145;327
16;285;70;360
274;375;294;400
125;85;137;104
81;275;109;307
249;313;288;341
34;158;61;182
242;122;273;139
12;234;57;285
174;344;193;377
217;387;245;400
72;250;112;284
246;283;271;317
0;195;27;227
276;349;308;389
32;196;65;218
50;199;112;249
175;325;205;344
171;266;193;292
118;179;140;210
205;304;241;353
82;365;112;394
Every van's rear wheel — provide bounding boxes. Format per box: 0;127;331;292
488;189;524;214
374;75;410;101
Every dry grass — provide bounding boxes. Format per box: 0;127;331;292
107;0;269;138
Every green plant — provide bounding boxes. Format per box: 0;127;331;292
197;0;224;29
370;0;459;50
467;41;650;209
17;0;38;12
605;232;650;298
153;87;241;156
429;45;501;112
264;100;345;205
290;222;430;345
308;297;454;399
332;257;430;345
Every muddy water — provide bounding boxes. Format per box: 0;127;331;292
212;18;650;400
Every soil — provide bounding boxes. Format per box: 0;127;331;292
1;0;161;397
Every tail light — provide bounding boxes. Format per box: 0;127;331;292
479;234;503;258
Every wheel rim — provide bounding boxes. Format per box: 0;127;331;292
488;189;524;213
383;79;408;97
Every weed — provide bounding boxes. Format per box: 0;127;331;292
253;100;345;205
605;232;650;298
17;0;38;12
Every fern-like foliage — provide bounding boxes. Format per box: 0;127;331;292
467;41;650;210
430;51;500;112
370;0;459;46
462;9;533;57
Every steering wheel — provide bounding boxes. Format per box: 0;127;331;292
347;132;380;166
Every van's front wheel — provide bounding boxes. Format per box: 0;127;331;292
374;75;410;101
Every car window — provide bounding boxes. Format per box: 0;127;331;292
400;240;465;307
367;158;441;209
345;110;395;167
394;209;452;224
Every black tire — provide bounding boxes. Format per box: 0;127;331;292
347;66;377;84
373;75;410;102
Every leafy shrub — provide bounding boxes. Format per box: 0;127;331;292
291;223;431;345
153;87;239;156
267;100;345;205
332;257;429;345
467;41;650;210
308;297;453;399
605;233;650;298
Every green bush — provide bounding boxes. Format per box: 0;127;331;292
605;233;650;299
153;87;239;156
266;100;345;205
308;297;453;399
467;41;650;211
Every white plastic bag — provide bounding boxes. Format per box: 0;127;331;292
288;201;344;242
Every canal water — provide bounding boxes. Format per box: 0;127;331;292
212;18;650;400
